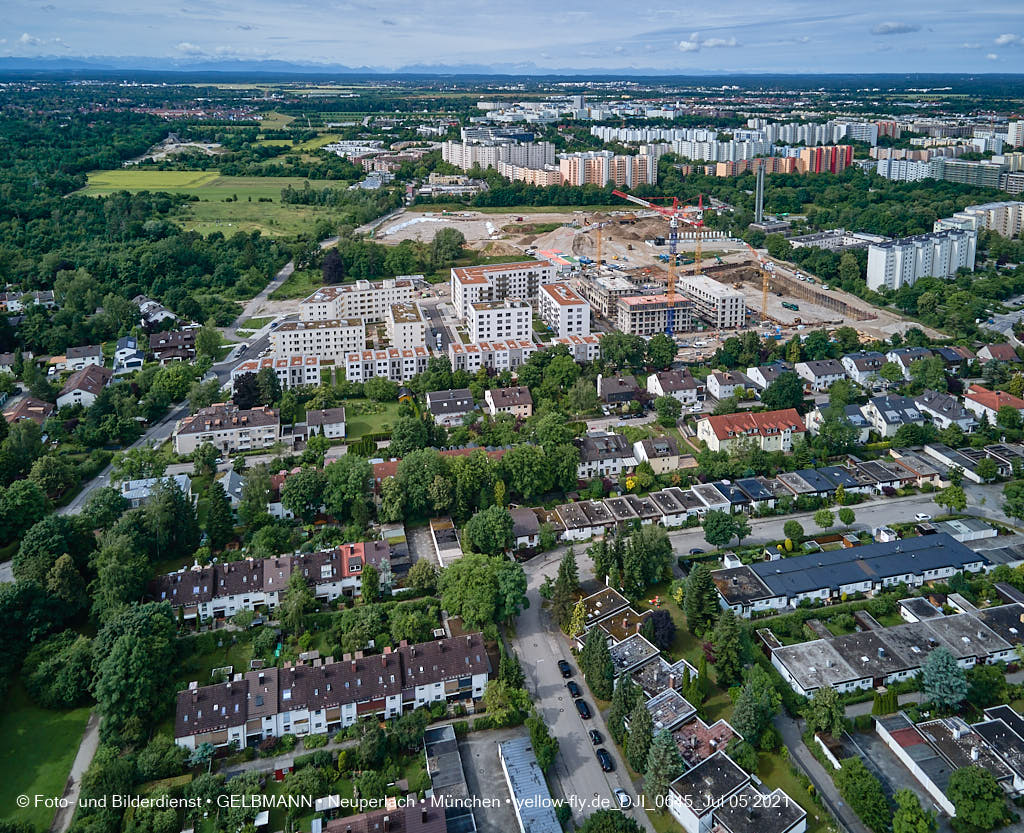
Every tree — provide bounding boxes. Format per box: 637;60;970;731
575;811;642;833
438;552;527;627
280;467;326;522
45;553;88;614
879;361;904;386
625;699;654;772
732;516;751;546
279;571;315;635
204;481;234;550
729;665;781;747
194;322;221;360
192;441;218;478
0;479;48;544
838;507;856;527
322;247;345;284
407;559;438;595
813;508;835;530
23;630;93;709
322;454;372;524
654;395;682;427
640;609;677;651
935;484;967;513
13;514;91;585
967;663;1007;709
551;548;580;633
783;519;804;541
684;563;720;636
233;372;261;409
712;609;743;686
256;366;282;406
580;626;615;700
608;674;641;745
1004;480;1024;520
358;720;387;769
482;678;530;727
761;371;805;411
947;766;1008;832
997;405;1023;431
804;685;845;738
361;563;381;602
833;758;891;833
702;510;736;548
92;603;177;743
646;333;677;369
463;504;514;555
28;455;76;498
568;598;586;638
976;457;998;482
82;487;129;531
921;647;967;709
526;711;559;773
893;789;936;833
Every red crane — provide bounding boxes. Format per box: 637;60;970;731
611;190;705;298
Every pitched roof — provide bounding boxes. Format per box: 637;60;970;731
59;365;113;397
701;408;805;441
176;403;279;435
966;384;1024;412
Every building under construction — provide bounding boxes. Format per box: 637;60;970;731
616;294;694;336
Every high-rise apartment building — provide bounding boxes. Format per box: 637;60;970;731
441;141;555;171
557;151;657;187
866;230;977;291
300;279;415;322
679;276;746;330
934;202;1024;239
1008;121;1024;148
796;145;853;174
876;158;935;182
270;319;366;361
616;294;694;336
450;261;555;317
468;299;533;343
538;283;591;338
385;302;427;349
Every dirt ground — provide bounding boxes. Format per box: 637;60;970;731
376;209;581;249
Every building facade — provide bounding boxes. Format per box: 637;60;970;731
866;229;977;291
299;279;415;322
468;299;533;343
451;261;556;317
173;403;280;455
386;302;427;349
270;319;366;362
680;275;746;330
537;282;591;337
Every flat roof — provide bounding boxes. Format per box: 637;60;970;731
498;737;561;833
669;752;749;815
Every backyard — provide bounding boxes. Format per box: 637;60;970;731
343;398;401;440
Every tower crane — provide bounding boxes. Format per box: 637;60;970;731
610;191;705;297
739;240;776;321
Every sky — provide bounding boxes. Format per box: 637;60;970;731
3;0;1024;72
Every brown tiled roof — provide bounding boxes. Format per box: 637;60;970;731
59;365;113;397
176;403;279;435
487;386;533;408
323;803;447;833
307;407;347;427
702;408;805;441
66;344;102;359
4;396;55;426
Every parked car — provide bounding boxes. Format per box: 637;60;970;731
566;681;582;698
915;513;933;522
614;789;632;809
596;748;614;771
589;729;603;745
689;548;705;555
557;660;572;678
576;700;592;720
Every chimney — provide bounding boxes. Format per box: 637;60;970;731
411;645;416;657
381;654;387;667
972;745;980;762
668;674;677;690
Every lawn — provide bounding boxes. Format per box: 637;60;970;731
81;171;336;200
758;753;834;833
344;399;401;440
0;683;92;832
175;634;256;691
269;268;327;300
182;200;347;239
243;316;275;330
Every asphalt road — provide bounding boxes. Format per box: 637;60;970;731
510;548;654;832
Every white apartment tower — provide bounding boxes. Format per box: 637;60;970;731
866;229;977;291
468;300;533;343
450;261;556;318
538;283;591;338
299;279;415;323
679;275;746;330
386;302;427;349
270;319;366;362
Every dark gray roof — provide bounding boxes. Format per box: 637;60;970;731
735;477;773;501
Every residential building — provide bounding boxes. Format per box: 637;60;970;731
744;361;793;391
572;273;638;318
597;374;640;405
450;261;555;317
648;369;699;404
468;299;532;343
173;631;489;749
345;347;431;383
322;803;448;833
866;229;977;291
496;161;565;186
861;394;925;438
977;343;1021;364
386;303;427;349
299;279;415;322
550;333;603;362
634;436;681;474
173;403;280;455
120;474;193;508
484;386;533;419
964;384;1024;422
935;201;1024;238
715;533;988;621
231;355;321;391
576;431;635;479
915;390;977;432
425;389;475;427
149;329;196;364
795;359;846;392
133;294;177;328
841;351;887;386
113;336;145;375
679;275;746;329
442;139;555;171
510;507;541;550
796;144;853;174
696;409;806;453
558;150;657;187
886;346;935;380
64;344;103;371
447;339;537;373
498;737;562;833
708;370;749;400
57;365;113;409
537;283;590;338
3;396;55;426
788;229;888;252
306;407;347;439
876;158;935;182
616;294;694;336
270;319;365;362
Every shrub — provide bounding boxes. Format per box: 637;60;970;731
303;733;328;749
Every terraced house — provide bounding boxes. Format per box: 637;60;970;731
174;633;490;749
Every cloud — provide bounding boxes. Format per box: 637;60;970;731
995;33;1022;46
678;33;700;52
703;37;738;48
613;45;625;53
678;32;738;52
176;41;204;54
871;21;921;35
19;33;44;45
987;52;999;60
961;42;982;49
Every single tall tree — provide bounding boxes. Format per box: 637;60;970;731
645;729;686;800
921;647;967;709
625;699;654;772
684;562;720;636
204;481;234;551
711;609;743;686
608;674;641;745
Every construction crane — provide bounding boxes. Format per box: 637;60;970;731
611;191;705;297
738;240;776;321
576;219;613;267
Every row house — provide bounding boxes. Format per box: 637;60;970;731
231;355;322;391
744;361;793;391
696;408;806;453
447;339;537;373
794;359;846;392
575;430;636;479
345;347;431;383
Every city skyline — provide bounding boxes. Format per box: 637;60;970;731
3;0;1024;74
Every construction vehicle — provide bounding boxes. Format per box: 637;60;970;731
782;302;799;311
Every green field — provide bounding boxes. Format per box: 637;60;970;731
81;171;337;200
344;399;401;440
0;684;92;832
269;267;325;300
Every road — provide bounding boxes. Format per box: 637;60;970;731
510;548;654;832
49;712;100;833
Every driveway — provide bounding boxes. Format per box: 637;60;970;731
50;711;100;833
458;729;522;833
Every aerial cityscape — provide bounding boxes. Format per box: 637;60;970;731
3;6;1024;833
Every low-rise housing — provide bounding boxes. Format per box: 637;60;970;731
861;394;925;438
231;355;321;391
744;361;793;391
425;388;475;427
597;373;641;405
633;435;681;474
576;430;635;479
648;369;700;404
306;407;347;439
708;370;750;400
696;408;806;453
964;384;1024;422
795;359;846;392
65;344;103;371
174;402;280;455
484;386;533;418
841;351;886;386
113;336;145;374
915;389;977;432
886;347;934;380
4;396;55;426
57;365;113;408
448;339;538;373
977;343;1020;364
149;329;196;364
346;347;431;382
120;474;193;508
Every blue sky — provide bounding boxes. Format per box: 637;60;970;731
3;0;1024;71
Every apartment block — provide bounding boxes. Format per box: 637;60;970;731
299;279;415;322
550;333;604;362
448;339;538;373
496;161;564;186
450;261;555;317
795;145;853;174
558;150;657;187
173;632;490;750
345;347;431;383
679;275;746;329
538;282;591;337
173;403;280;455
468;299;532;342
230;355;321;391
935;201;1024;238
616;294;694;336
270;319;365;362
866;229;977;291
386;302;427;349
441;140;555;171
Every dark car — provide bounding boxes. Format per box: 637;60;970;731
566;681;582;698
689;548;705;555
576;699;592;720
557;659;572;678
596;748;614;771
589;729;603;745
